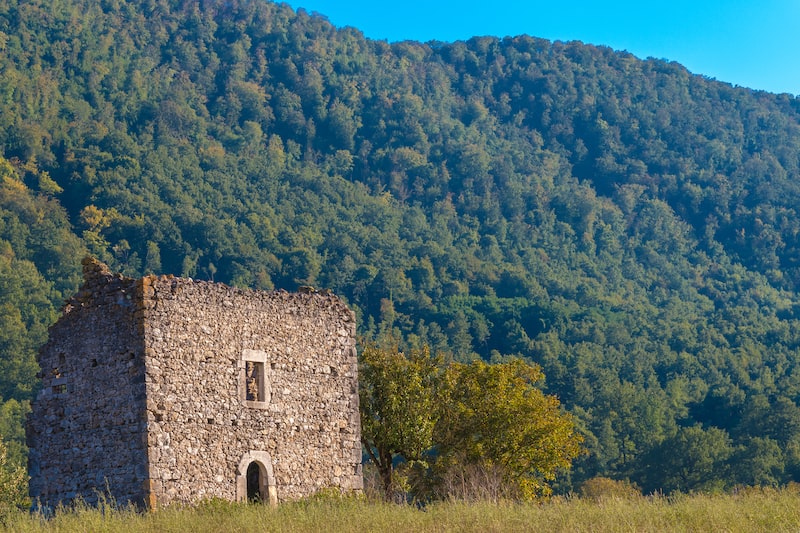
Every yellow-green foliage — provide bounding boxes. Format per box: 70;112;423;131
359;343;442;499
579;476;642;502
435;359;583;500
0;438;29;518
359;347;582;502
2;489;800;532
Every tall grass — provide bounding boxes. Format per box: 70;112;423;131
3;488;800;532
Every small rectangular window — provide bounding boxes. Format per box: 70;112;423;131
245;361;264;402
241;349;270;408
52;377;68;395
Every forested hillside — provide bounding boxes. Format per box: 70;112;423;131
3;0;800;493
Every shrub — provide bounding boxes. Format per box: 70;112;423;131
579;476;641;502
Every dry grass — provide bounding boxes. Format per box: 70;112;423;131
3;487;800;532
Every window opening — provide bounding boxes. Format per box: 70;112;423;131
241;350;270;407
245;361;264;402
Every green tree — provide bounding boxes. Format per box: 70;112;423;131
359;343;441;500
144;241;162;275
638;425;734;493
731;437;784;487
6;0;800;495
0;437;28;518
434;359;583;499
0;399;29;471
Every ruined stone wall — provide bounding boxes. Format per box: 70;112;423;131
28;261;150;508
141;276;362;506
28;259;362;509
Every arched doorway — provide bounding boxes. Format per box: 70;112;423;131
246;462;263;502
237;451;277;505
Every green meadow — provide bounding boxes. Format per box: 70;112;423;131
4;488;800;533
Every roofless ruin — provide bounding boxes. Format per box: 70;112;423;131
27;258;362;508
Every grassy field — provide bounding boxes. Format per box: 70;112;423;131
3;488;800;532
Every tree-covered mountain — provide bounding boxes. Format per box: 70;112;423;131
3;0;800;493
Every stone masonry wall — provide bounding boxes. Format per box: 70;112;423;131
141;276;362;506
28;259;362;509
28;259;150;509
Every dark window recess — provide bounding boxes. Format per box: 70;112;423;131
53;384;67;394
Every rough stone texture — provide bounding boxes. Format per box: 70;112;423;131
28;258;362;509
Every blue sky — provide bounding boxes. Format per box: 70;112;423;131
285;1;800;96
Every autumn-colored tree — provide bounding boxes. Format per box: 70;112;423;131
360;345;582;501
358;343;441;500
434;359;583;500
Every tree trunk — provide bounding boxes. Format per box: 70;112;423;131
379;448;394;500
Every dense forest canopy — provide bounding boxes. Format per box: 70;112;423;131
2;0;800;493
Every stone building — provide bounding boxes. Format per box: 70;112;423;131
27;258;362;509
